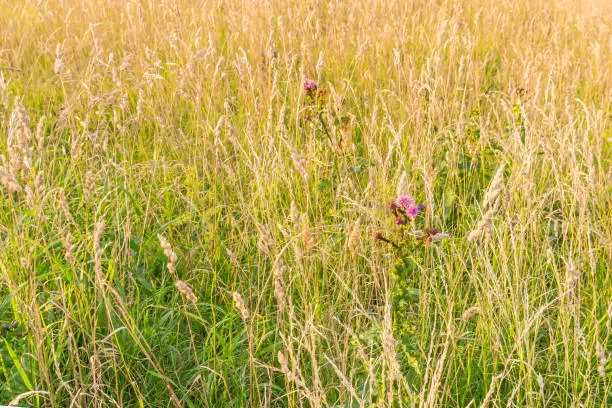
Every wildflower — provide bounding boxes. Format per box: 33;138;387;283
390;194;424;229
395;195;414;210
303;79;318;95
406;205;422;217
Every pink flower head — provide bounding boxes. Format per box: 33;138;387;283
395;195;415;210
394;217;407;225
406;204;423;217
303;79;318;94
374;232;384;241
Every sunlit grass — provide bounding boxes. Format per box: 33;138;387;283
0;0;610;406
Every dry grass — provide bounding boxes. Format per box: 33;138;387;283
0;0;610;406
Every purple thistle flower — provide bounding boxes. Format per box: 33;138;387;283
394;217;407;225
395;195;415;209
303;79;318;94
406;205;422;217
374;232;384;241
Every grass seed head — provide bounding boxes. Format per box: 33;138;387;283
175;280;198;304
348;222;360;260
233;292;249;320
158;234;178;276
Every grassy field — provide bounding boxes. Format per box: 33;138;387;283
0;0;611;406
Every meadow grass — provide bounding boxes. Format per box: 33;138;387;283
0;0;611;406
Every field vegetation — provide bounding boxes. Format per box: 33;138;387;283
0;0;611;406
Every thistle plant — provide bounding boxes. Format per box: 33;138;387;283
375;194;448;381
377;194;447;248
301;78;363;190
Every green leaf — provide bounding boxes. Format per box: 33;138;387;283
4;340;33;391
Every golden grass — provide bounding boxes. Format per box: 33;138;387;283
0;0;610;406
